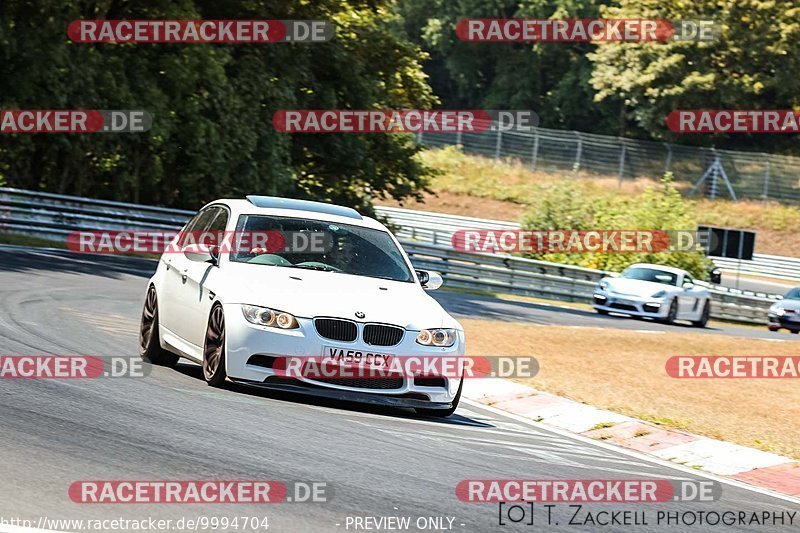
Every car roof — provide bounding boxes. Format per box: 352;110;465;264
626;263;688;276
201;197;388;231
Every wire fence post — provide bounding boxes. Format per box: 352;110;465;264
617;140;626;187
455;128;462;146
574;132;582;173
530;128;540;172
494;129;502;161
664;143;673;175
762;156;771;200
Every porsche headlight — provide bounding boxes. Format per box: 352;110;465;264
652;290;666;298
241;305;299;329
599;280;609;291
772;306;786;317
416;328;457;347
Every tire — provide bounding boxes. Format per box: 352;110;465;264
663;299;678;325
415;377;463;418
203;304;228;387
595;308;609;316
792;330;799;335
139;285;179;367
692;300;710;328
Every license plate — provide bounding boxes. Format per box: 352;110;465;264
615;299;634;306
323;346;393;367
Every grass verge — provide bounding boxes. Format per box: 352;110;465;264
382;147;800;258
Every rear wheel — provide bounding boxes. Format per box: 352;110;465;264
203;304;228;387
415;378;463;418
692;300;710;328
139;285;179;367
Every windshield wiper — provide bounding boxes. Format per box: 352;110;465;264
288;264;338;272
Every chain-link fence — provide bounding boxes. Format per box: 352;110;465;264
418;127;800;203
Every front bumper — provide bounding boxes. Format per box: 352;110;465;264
223;303;465;406
592;291;669;318
230;377;454;410
767;313;800;332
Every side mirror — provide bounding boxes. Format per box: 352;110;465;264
183;243;218;264
710;268;722;285
683;282;695;290
417;270;443;290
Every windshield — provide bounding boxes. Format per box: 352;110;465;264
621;267;679;286
230;214;413;283
784;288;800;300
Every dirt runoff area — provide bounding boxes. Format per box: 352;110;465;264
461;318;800;459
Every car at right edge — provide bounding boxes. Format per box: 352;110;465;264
592;263;712;327
767;286;800;334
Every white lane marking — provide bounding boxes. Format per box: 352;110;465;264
463;399;800;506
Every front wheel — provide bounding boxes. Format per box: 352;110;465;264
203;304;228;387
595;308;609;316
139;285;179;367
692;300;710;328
415;378;463;418
662;299;678;325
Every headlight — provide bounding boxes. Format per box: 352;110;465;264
599;280;609;290
416;328;457;347
773;306;786;316
241;305;299;329
651;290;666;298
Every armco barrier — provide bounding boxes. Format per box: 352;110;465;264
375;205;800;284
0;187;779;324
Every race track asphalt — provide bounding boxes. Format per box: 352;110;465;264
0;246;798;532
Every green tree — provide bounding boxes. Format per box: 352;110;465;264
0;0;436;214
589;0;800;150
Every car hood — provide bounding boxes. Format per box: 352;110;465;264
774;299;800;311
603;277;678;297
217;262;460;330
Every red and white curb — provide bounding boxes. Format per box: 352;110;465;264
464;379;800;498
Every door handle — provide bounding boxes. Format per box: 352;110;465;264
181;269;188;284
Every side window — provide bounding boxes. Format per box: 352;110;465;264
188;208;219;232
178;208;219;248
684;274;694;286
207;209;229;232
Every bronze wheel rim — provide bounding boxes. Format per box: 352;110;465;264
140;286;157;350
204;306;225;380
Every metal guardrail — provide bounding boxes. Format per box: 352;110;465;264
0;187;779;324
376;205;800;286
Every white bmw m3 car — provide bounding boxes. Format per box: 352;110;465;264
592;263;712;327
139;196;465;416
